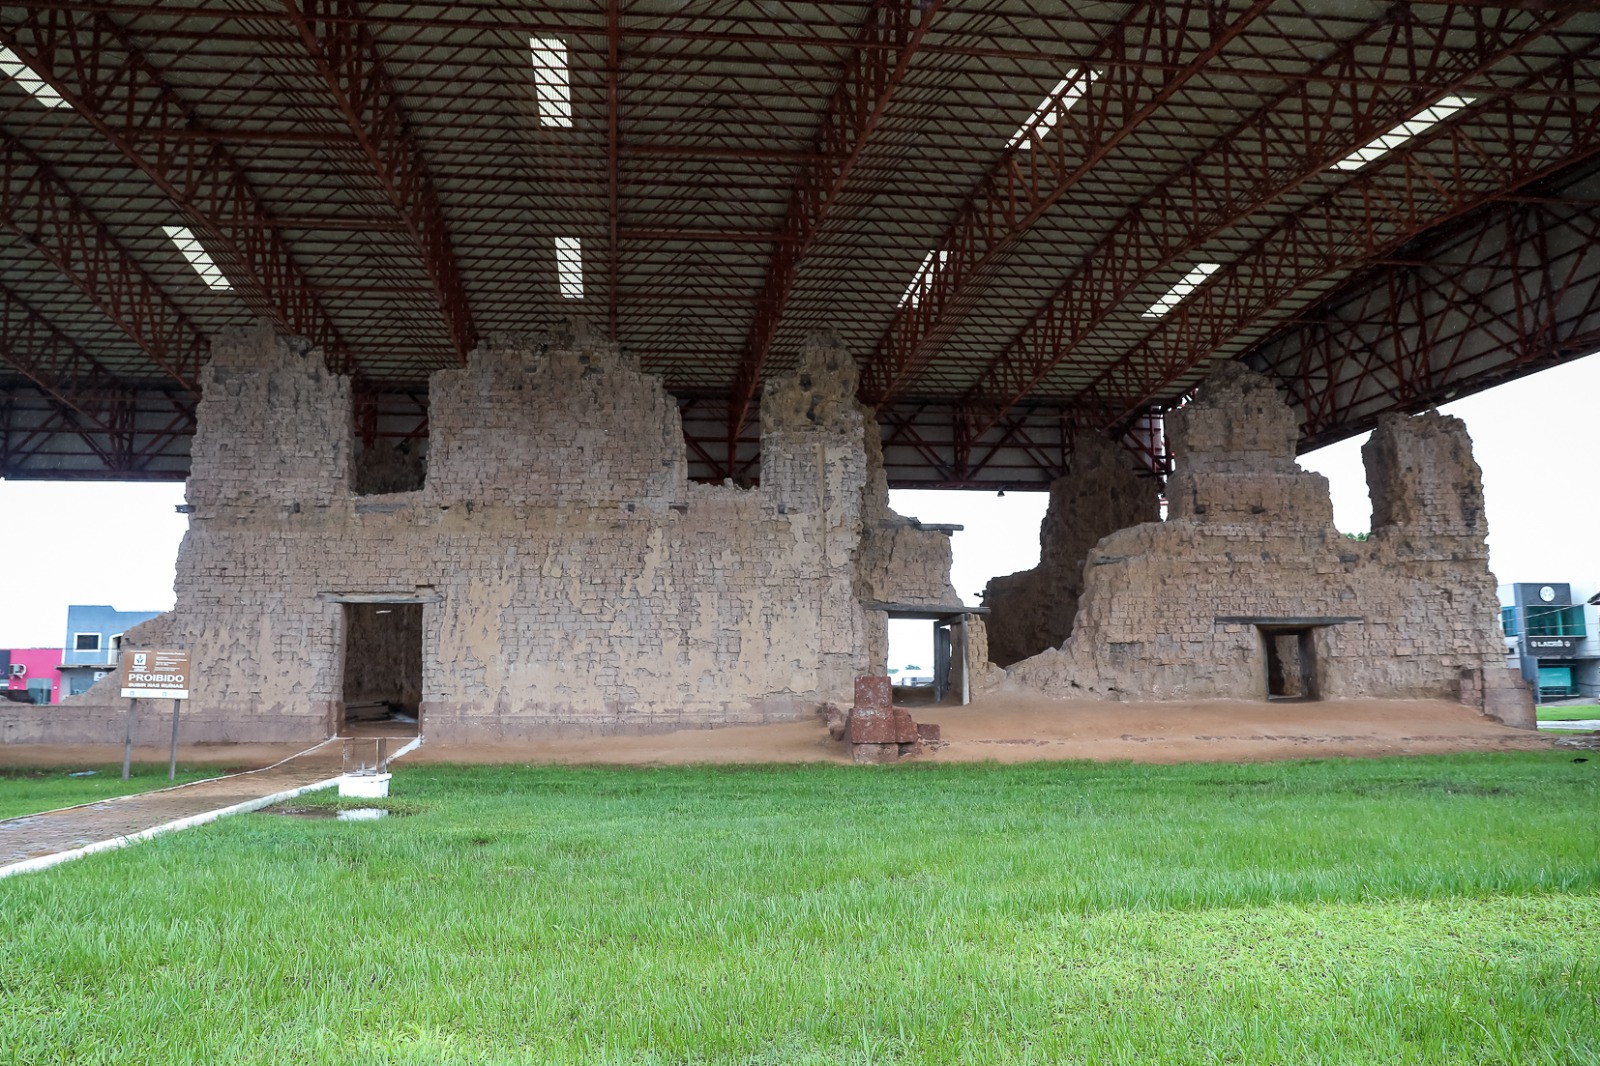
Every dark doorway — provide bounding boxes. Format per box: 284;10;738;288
341;603;423;734
1262;627;1318;701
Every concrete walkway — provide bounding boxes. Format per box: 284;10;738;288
0;740;355;876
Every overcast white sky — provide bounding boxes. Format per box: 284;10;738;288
1;353;1595;655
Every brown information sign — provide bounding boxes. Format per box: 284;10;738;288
120;649;191;700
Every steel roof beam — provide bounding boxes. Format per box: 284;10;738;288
1076;44;1600;433
0;9;358;371
955;3;1578;438
0;282;141;470
607;0;621;340
2;2;1558;45
725;0;944;465
1075;62;1600;438
675;393;1130;489
280;0;477;359
861;0;1274;404
0;383;194;479
0;281;121;419
0;130;206;394
1256;194;1600;449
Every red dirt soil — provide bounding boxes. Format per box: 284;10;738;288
405;696;1553;766
0;698;1554;775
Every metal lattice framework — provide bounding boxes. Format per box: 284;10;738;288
1;1;1598;486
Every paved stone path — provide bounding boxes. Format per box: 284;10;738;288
0;741;349;873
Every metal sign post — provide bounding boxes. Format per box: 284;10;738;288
121;698;136;782
168;699;182;780
119;650;192;783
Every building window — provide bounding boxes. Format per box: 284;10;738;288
1500;606;1518;636
111;633;124;654
1525;605;1586;638
74;632;101;652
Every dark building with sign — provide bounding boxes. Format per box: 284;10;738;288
1499;583;1599;700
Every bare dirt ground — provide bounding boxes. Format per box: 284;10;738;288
0;700;1555;777
406;696;1557;767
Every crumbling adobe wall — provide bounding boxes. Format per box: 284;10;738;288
853;399;961;669
186;328;353;509
18;322;961;745
428;318;686;506
856;424;959;610
982;433;1159;666
1360;410;1531;724
1004;363;1531;724
758;329;960;673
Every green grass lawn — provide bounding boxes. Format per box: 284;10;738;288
2;753;1597;1065
0;764;221;821
1537;704;1600;722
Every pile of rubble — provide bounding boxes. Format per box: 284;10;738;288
826;676;941;764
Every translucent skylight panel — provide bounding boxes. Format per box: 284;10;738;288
897;250;948;309
1331;95;1474;171
0;45;68;108
162;226;232;291
1006;69;1099;150
556;236;583;298
1141;263;1221;318
530;37;573;128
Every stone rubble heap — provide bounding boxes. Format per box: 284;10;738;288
828;676;941;764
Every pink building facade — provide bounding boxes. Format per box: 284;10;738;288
3;648;63;704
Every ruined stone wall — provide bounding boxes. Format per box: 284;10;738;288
1004;363;1532;725
754;329;961;674
186;329;352;509
16;323;964;745
853;403;961;669
855;423;960;611
428;319;686;507
1358;411;1531;723
982;433;1159;666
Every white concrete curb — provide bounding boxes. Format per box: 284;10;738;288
387;735;424;762
0;732;425;881
0;736;342;825
0;776;341;881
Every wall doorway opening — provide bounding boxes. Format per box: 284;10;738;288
881;607;984;706
887;617;935;702
1261;627;1318;701
341;602;423;735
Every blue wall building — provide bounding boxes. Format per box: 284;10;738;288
58;605;164;696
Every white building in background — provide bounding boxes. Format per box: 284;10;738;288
1498;583;1600;701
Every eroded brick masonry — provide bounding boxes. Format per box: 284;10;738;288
7;322;955;744
1;340;1529;747
990;363;1533;726
982;433;1159;667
